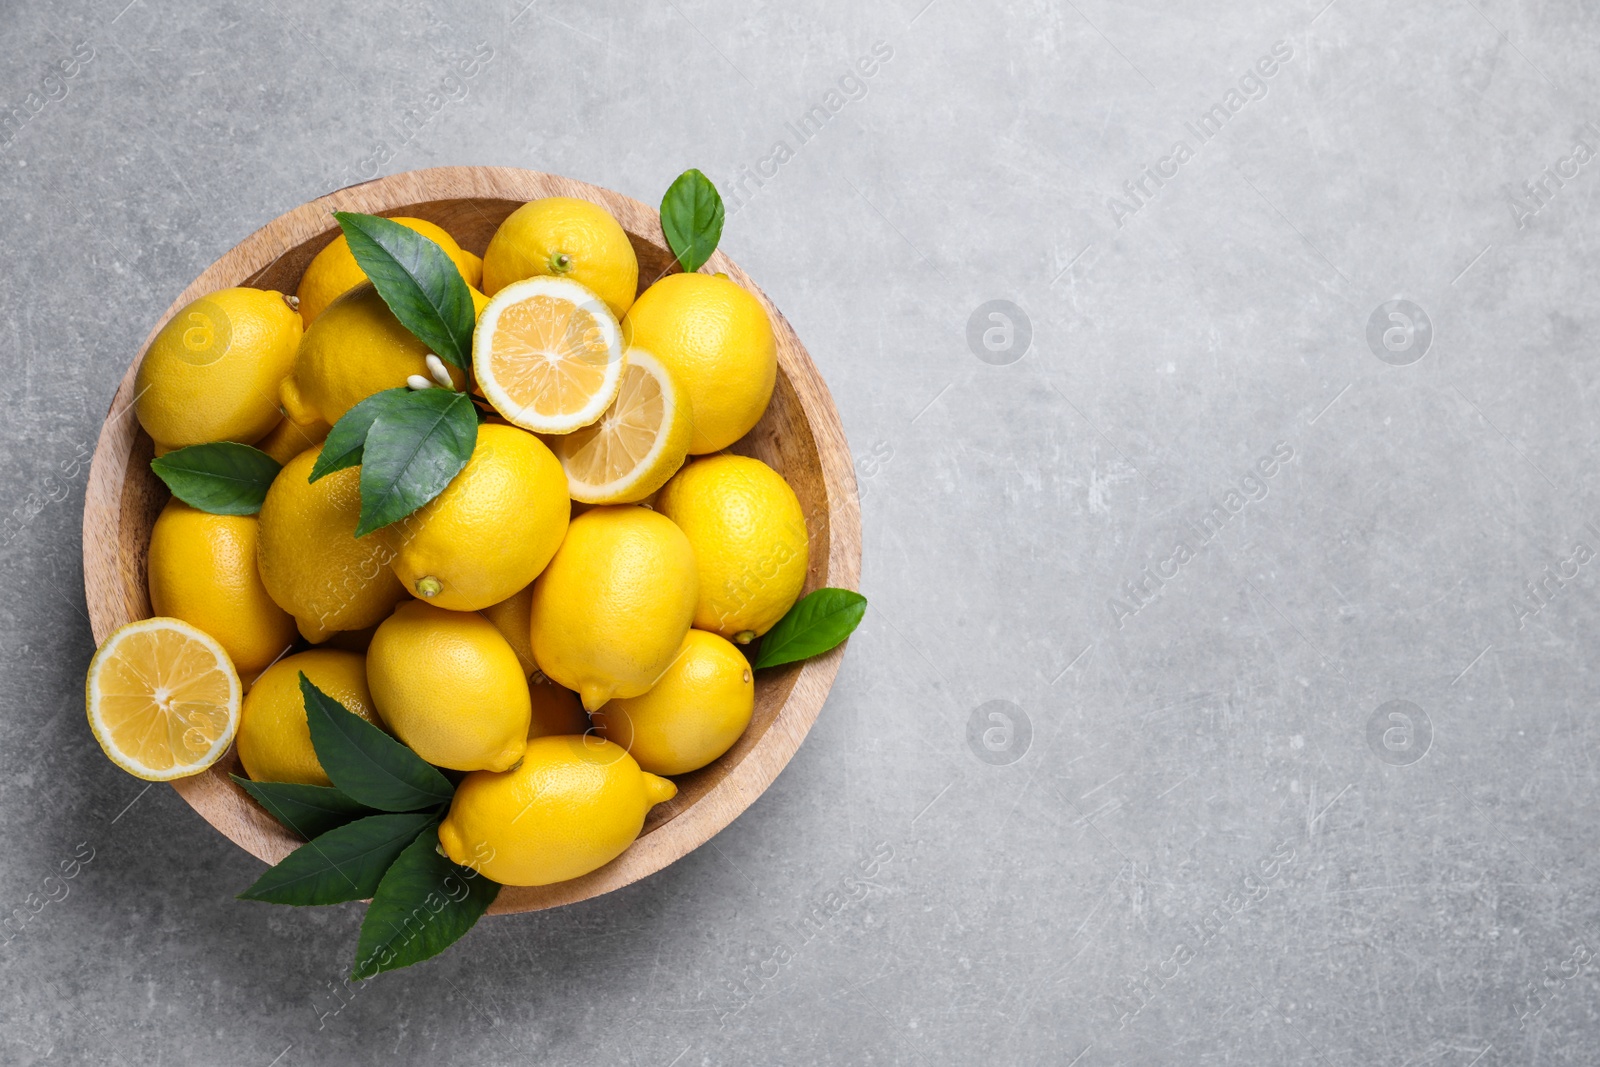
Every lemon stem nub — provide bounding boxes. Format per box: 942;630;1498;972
549;252;573;274
415;576;443;598
283;293;301;311
734;630;756;645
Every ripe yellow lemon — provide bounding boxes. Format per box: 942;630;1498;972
482;197;639;320
656;455;808;643
528;506;698;711
621;273;776;454
473;276;625;434
256;445;408;642
236;649;384;787
528;673;590;738
366;601;530;772
86;618;240;781
135;287;302;452
593;629;753;776
146;500;296;679
437;735;676;886
296;217;479;326
254;416;331;466
553;347;691;504
279;283;467;428
383;424;569;611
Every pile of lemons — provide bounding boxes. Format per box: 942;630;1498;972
86;196;812;887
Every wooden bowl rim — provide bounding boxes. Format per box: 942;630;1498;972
80;165;862;915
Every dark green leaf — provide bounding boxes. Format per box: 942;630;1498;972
354;388;477;536
351;829;500;979
753;588;867;669
231;776;373;840
660;168;725;274
237;812;437;906
309;388;412;482
150;442;280;515
300;674;454;812
334;211;475;370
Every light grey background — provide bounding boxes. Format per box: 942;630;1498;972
3;0;1598;1063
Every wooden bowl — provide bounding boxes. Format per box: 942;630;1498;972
81;167;861;914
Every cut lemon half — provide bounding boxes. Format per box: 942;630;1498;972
86;617;242;781
554;347;692;503
473;275;626;434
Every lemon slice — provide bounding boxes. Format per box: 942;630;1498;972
554;347;692;503
473;275;626;434
86;617;241;781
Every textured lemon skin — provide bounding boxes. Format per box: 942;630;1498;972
437;736;676;886
135;287;302;451
296;217;478;326
147;500;296;679
482;197;639;320
236;649;383;787
256;446;408;642
279;283;466;427
594;629;754;776
621;273;777;454
384;424;570;611
366;601;530;772
656;455;809;641
528;506;699;712
254;416;331;466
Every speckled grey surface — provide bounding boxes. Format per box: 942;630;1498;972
3;0;1599;1063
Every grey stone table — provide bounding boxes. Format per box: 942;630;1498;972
2;0;1596;1063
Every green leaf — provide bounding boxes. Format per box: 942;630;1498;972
150;442;281;515
334;212;476;370
660;168;725;273
308;388;412;482
753;588;868;669
351;829;499;979
300;674;454;812
231;776;373;840
237;812;438;906
354;388;477;536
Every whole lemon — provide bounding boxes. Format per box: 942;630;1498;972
278;283;467;428
257;446;408;642
528;506;698;711
135;287;302;451
147;500;296;678
253;416;331;466
481;583;537;675
621;273;776;454
482;197;639;320
656;455;808;643
366;601;530;772
384;424;569;611
236;649;384;787
296;217;479;326
437;735;676;886
528;673;590;738
593;629;754;776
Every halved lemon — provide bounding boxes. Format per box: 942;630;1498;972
473;275;626;434
86;617;241;781
554;347;693;503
